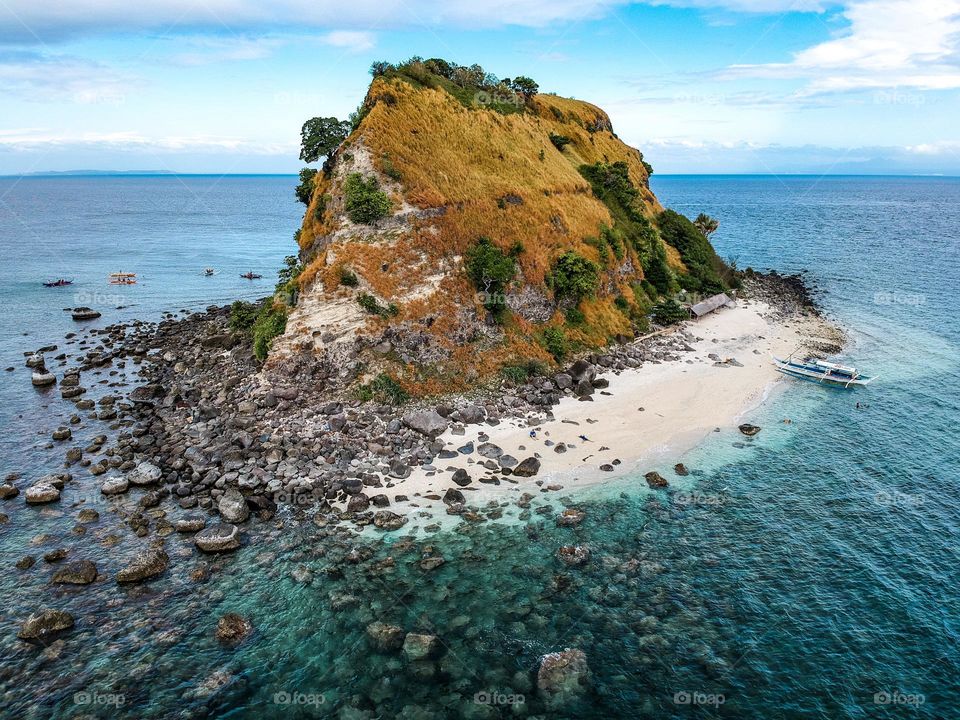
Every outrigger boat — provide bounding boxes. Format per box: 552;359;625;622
203;267;216;276
240;271;262;280
773;356;876;388
109;272;137;285
43;279;73;287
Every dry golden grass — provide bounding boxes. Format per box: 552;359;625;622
291;75;679;392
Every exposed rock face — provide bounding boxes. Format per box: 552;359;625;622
402;633;441;661
52;560;98;585
402;410;449;438
366;622;405;651
537;648;590;708
18;609;75;641
215;613;253;646
218;489;249;523
195;524;241;553
116;547;169;583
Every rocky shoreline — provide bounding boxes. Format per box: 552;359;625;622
4;271;840;558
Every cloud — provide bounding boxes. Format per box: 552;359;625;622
167;36;285;65
0;50;132;102
723;0;960;94
0;128;293;155
319;30;376;53
0;0;832;44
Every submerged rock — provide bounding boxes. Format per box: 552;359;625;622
739;423;761;436
403;633;441;661
52;560;98;585
674;463;689;476
195;524;241;553
215;613;252;646
556;508;586;527
373;511;407;531
537;648;590;708
644;471;668;489
366;622;405;651
557;546;591;567
116;547;169;583
18;609;75;641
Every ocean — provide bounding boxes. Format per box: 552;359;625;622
0;174;958;719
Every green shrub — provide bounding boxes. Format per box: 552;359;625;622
276;255;303;298
601;225;625;260
652;300;689;327
541;326;569;361
381;154;402;182
339;268;359;287
300;117;351;163
357;373;409;405
229;300;258;332
252;305;287;361
657;209;727;292
295;168;318;205
500;359;549;384
344;173;391;224
614;294;630;311
549;133;572;151
357;292;397;316
549;251;600;305
565;306;585;325
464;237;517;321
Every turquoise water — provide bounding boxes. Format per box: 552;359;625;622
1;176;958;718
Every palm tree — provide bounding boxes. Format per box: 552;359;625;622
694;213;720;239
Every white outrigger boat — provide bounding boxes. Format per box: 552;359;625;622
773;356;876;388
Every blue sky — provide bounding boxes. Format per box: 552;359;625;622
1;0;959;174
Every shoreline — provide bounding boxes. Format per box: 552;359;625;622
371;293;843;519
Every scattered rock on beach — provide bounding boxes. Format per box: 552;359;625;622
513;457;541;477
100;475;129;496
451;469;472;487
218;489;249;523
402;410;449;438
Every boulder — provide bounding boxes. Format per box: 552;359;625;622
674;463;689;476
366;622;405;651
129;461;162;486
373;511;408;531
0;483;19;500
195;524;241;553
644;471;668;489
402;410;449;438
17;609;75;641
218;489;249;523
52;560;98;585
556;508;586;527
513;457;541;478
451;469;472;487
442;488;465;506
100;476;129;496
176;516;207;533
537;648;590;708
557;546;591;567
739;423;761;436
215;613;252;646
25;482;60;504
347;493;370;513
455;404;486;424
569;360;596;384
116;547;169;583
403;633;441;661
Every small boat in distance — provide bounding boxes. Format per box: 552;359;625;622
774;356;876;388
240;271;262;280
204;267;216;276
109;272;137;285
43;279;73;287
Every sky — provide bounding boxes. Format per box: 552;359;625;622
1;0;959;175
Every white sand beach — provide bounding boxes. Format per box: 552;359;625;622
387;297;843;514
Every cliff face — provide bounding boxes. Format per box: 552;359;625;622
270;65;708;394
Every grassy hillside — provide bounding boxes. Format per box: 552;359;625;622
278;58;730;395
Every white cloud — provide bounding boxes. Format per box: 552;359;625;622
0;51;132;102
0;128;293;155
724;0;960;94
168;36;285;65
0;0;831;43
320;30;376;53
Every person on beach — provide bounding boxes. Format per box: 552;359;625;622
579;434;591;442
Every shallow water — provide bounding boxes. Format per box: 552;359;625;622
1;175;958;718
